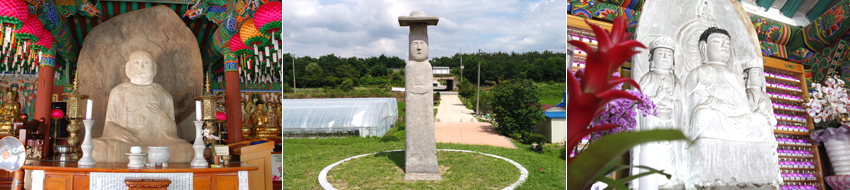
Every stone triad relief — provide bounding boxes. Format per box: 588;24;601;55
631;0;780;189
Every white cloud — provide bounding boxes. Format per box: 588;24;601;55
282;0;566;58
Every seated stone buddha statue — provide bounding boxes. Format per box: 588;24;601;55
91;50;193;163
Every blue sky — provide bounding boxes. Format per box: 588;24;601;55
281;0;567;59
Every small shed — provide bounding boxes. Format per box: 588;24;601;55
538;91;566;144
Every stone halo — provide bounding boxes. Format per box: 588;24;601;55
318;149;529;190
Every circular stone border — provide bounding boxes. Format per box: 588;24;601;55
318;149;529;190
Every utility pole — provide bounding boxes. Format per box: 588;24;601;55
476;49;481;115
292;50;296;94
460;48;463;82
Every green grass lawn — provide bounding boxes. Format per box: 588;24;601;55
539;97;562;106
280;101;564;189
328;151;518;189
280;135;566;189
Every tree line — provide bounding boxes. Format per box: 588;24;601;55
280;50;566;89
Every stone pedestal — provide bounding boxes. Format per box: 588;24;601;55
399;10;441;181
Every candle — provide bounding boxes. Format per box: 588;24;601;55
196;101;202;121
85;99;92;120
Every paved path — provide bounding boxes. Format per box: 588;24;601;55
435;122;516;149
434;92;515;149
435;92;478;122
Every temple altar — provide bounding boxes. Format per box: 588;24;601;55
22;161;257;190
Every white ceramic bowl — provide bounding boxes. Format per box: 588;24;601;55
146;146;170;165
130;146;142;154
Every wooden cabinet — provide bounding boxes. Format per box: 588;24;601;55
22;162;258;190
763;57;826;190
230;140;274;190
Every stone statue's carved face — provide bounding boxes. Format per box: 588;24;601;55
126;50;157;85
745;68;764;88
699;33;731;64
410;40;429;62
650;48;674;71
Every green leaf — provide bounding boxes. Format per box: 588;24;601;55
567;129;689;190
615;166;670;184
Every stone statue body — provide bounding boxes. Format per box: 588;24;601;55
683;28;779;188
404;39;439;177
91;50;193;163
744;67;776;124
637;36;686;188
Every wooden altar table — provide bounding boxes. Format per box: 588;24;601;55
22;161;258;190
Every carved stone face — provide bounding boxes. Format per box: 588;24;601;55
701;33;731;64
651;48;674;71
126;50;156;85
410;40;429;62
745;68;764;88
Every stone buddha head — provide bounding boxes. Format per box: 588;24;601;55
649;36;675;72
410;40;429;62
743;67;764;89
698;27;731;65
125;50;157;85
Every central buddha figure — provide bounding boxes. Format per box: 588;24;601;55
91;50;193;163
683;27;779;187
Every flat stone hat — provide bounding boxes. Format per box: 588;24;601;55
398;10;439;26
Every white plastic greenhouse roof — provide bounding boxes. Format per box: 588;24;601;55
280;98;398;137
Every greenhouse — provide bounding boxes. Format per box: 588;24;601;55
280;98;399;137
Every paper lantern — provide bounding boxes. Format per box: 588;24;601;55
239;18;268;46
0;0;27;28
254;1;281;35
51;108;64;119
32;27;52;52
216;111;226;121
229;32;251;56
16;14;43;42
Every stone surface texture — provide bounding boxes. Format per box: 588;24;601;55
76;5;203;143
400;10;441;181
630;0;780;189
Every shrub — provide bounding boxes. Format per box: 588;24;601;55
281;82;293;93
380;135;400;142
560;147;566;160
339;79;354;92
525;134;548;145
490;78;544;136
458;80;475;99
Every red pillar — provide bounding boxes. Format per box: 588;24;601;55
225;70;242;143
35;63;54;158
35;65;54;126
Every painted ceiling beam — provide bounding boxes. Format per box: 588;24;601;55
781;0;804;18
758;0;776;10
807;0;833;21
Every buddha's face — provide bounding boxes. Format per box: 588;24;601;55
410;40;428;62
126;50;156;85
700;33;731;64
650;48;674;71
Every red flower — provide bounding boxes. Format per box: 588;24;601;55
567;17;645;164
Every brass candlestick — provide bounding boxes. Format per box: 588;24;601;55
195;75;221;145
62;71;89;160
